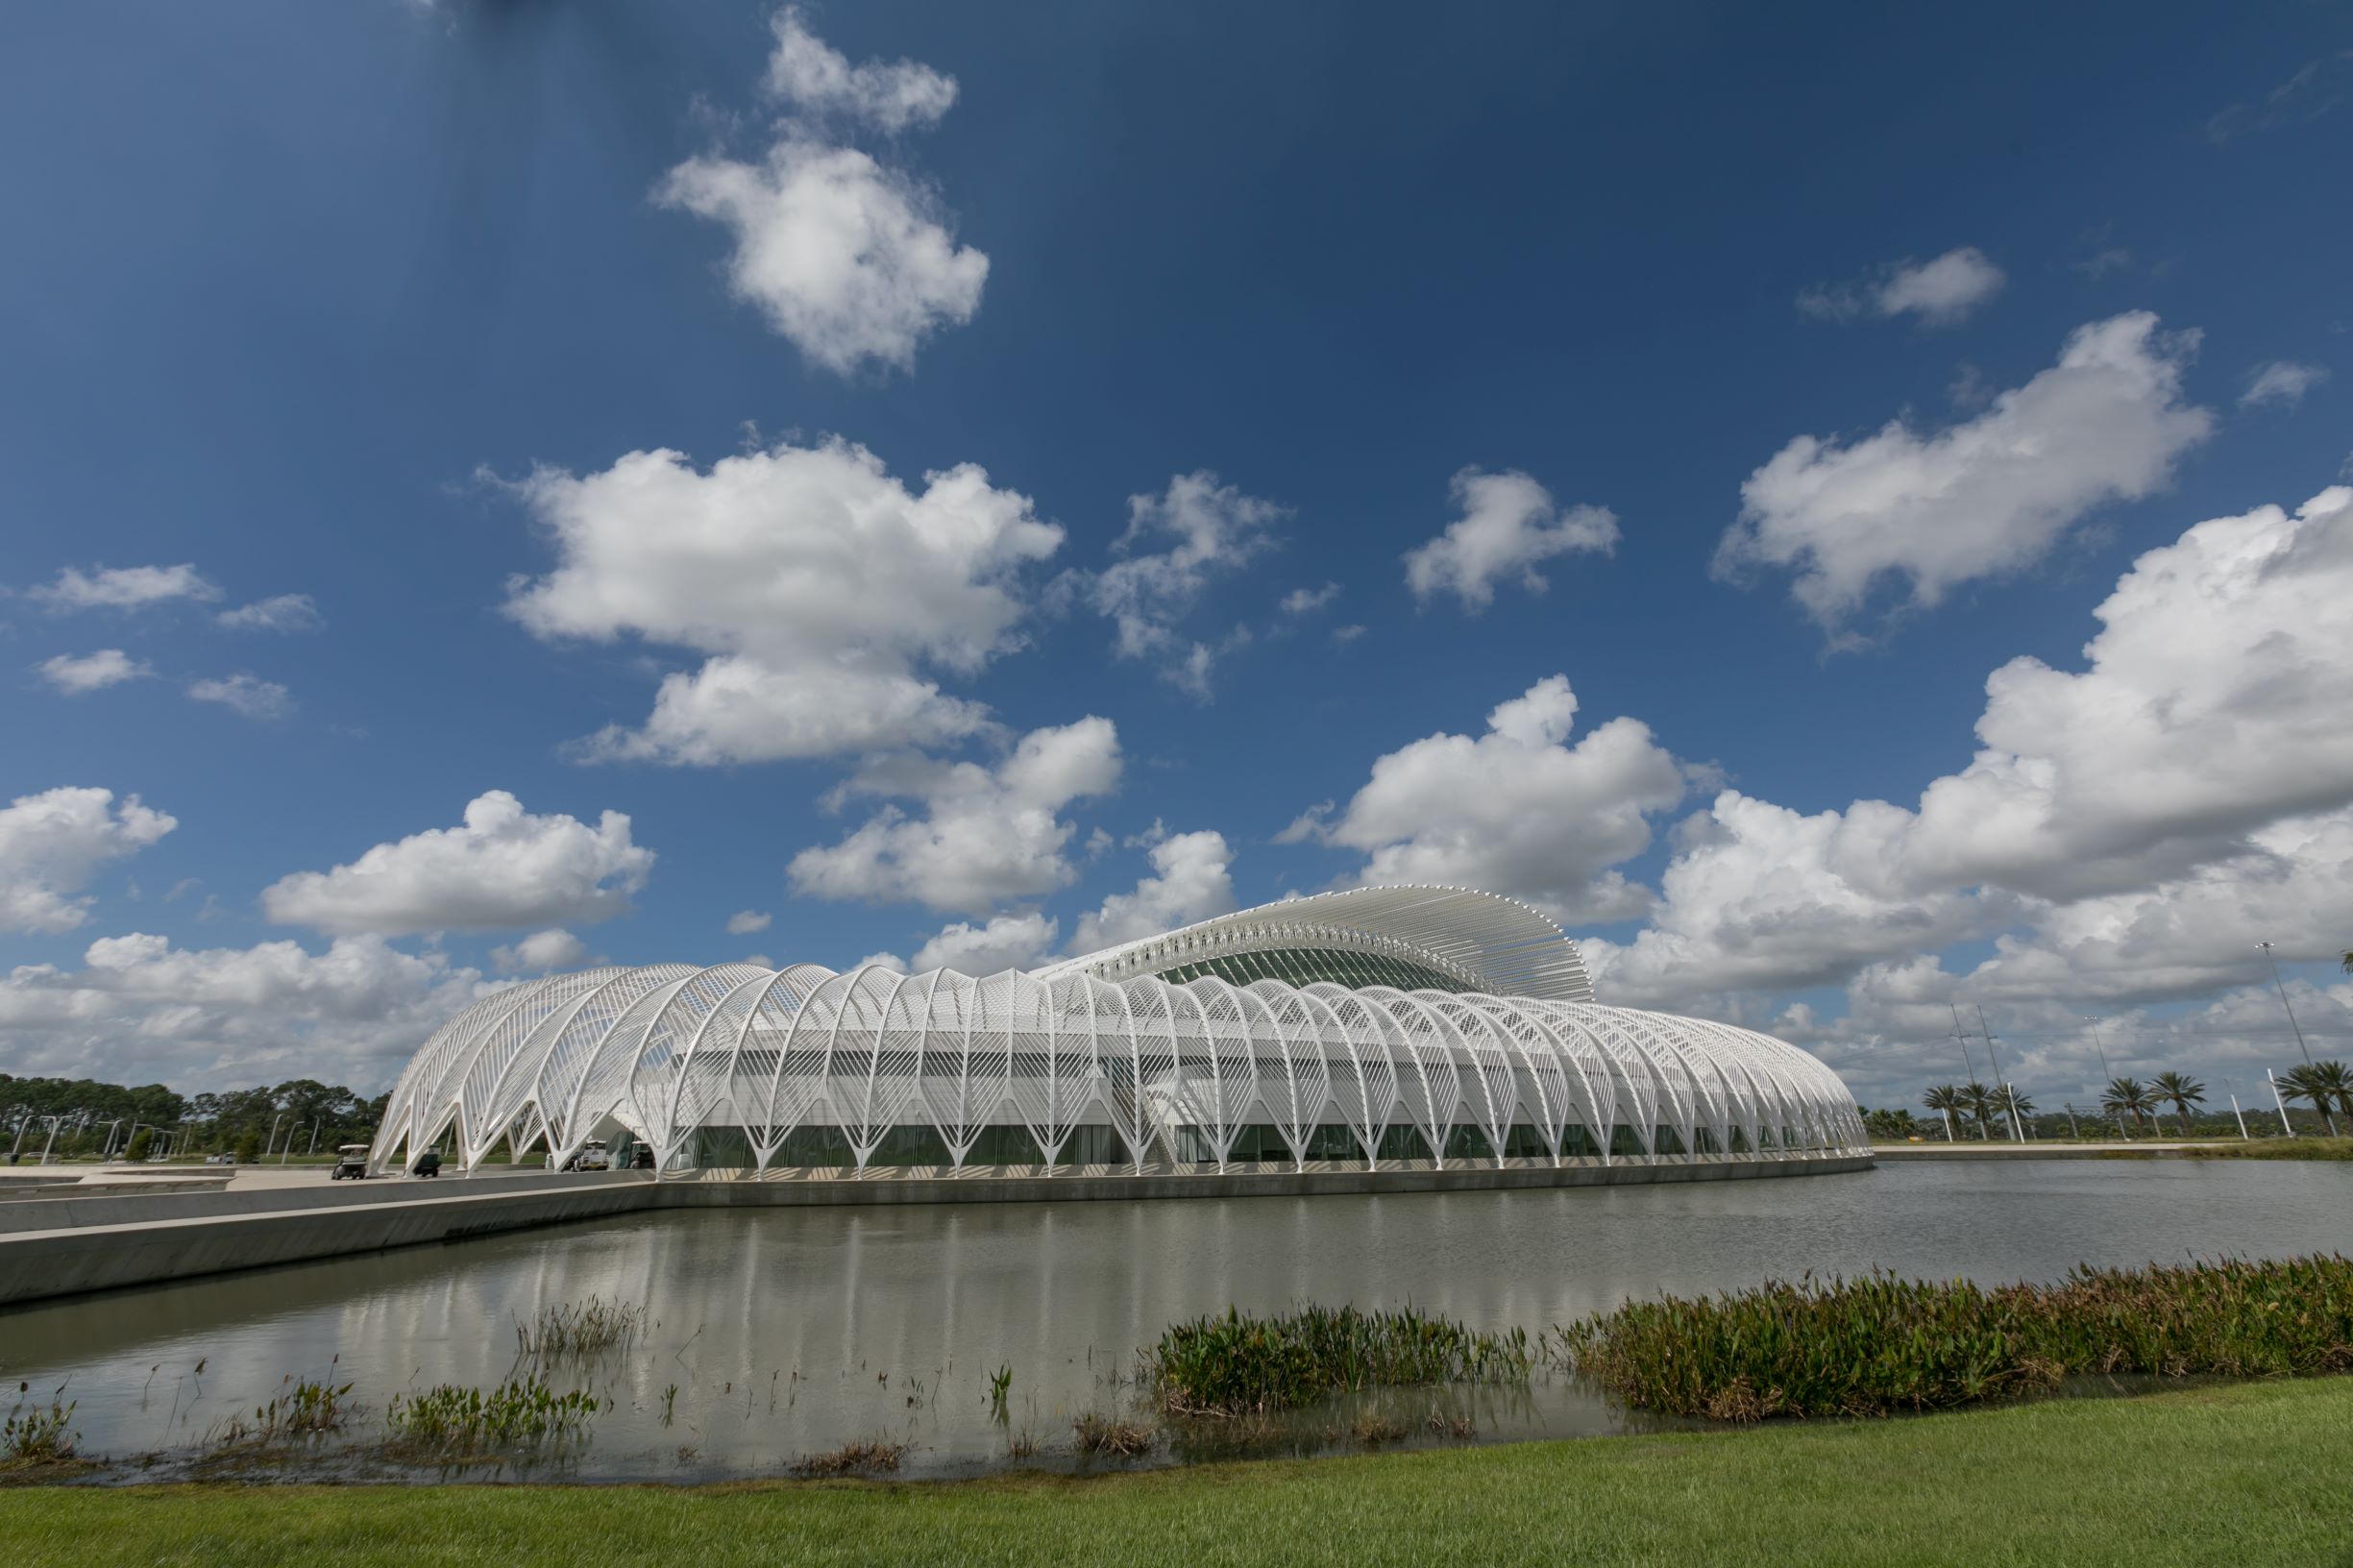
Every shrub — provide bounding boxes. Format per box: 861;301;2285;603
1553;1255;2353;1421
1144;1305;1532;1416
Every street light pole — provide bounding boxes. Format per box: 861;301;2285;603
2267;1068;2297;1138
1976;1005;2025;1144
266;1113;288;1161
1948;1004;1987;1139
2081;1016;2128;1139
2256;942;2316;1067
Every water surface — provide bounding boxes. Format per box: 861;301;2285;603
6;1160;2346;1480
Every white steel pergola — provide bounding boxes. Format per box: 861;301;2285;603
370;888;1864;1178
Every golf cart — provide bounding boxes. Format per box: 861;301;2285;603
330;1143;371;1180
563;1139;611;1172
411;1148;442;1177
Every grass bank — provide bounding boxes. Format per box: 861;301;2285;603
1;1381;2346;1567
2175;1137;2353;1161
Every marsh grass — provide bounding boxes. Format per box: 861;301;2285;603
1071;1413;1155;1457
514;1297;647;1361
2;1391;77;1467
790;1439;905;1478
1553;1255;2353;1421
1144;1305;1532;1417
207;1375;357;1448
383;1376;601;1458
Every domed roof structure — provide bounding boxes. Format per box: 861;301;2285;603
370;888;1864;1178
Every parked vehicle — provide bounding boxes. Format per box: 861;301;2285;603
627;1145;656;1170
411;1149;442;1177
560;1139;612;1172
330;1144;371;1180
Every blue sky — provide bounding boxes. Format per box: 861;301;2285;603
3;0;2350;1106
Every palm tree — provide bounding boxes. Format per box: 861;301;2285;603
2277;1065;2342;1137
2320;1061;2353;1126
1921;1085;1966;1141
1961;1081;1998;1139
1992;1085;2035;1135
2100;1077;2154;1137
2150;1071;2206;1137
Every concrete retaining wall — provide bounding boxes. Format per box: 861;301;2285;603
0;1154;1872;1308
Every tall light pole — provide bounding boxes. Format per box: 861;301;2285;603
2256;942;2316;1067
2081;1016;2128;1139
1976;1005;2025;1143
265;1113;288;1161
1948;1004;1987;1139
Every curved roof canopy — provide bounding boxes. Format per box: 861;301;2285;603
1031;886;1593;1001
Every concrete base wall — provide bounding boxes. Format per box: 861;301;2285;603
0;1154;1872;1308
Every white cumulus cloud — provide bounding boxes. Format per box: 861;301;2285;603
187;674;294;720
1287;675;1690;923
908;910;1060;974
261;790;654;937
2240;359;2329;409
491;928;593;973
1717;312;2213;631
0;786;177;935
1800;246;2006;327
725;909;773;936
37;649;152;695
789;717;1121;915
1403;467;1618;611
1088;471;1286;696
27;563;219;612
658;139;986;376
503;438;1062;765
1593;480;2353;1019
1070;828;1237;954
0;932;487;1090
216;593;324;632
763;7;958;132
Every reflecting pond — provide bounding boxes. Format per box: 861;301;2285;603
6;1160;2349;1481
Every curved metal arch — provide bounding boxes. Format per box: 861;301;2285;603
371;958;1871;1183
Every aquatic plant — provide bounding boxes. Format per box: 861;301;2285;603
383;1375;601;1456
514;1297;647;1361
1144;1304;1532;1416
1071;1412;1154;1457
209;1374;356;1446
988;1363;1012;1419
1552;1255;2353;1421
1347;1412;1407;1445
790;1438;905;1477
2;1389;78;1466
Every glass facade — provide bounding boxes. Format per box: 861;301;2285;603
1152;946;1474;992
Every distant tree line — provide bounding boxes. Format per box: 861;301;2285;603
1859;1061;2353;1142
1;1074;387;1163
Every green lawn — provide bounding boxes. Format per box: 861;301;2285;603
5;1380;2347;1566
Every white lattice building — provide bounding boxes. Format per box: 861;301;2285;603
369;887;1866;1178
